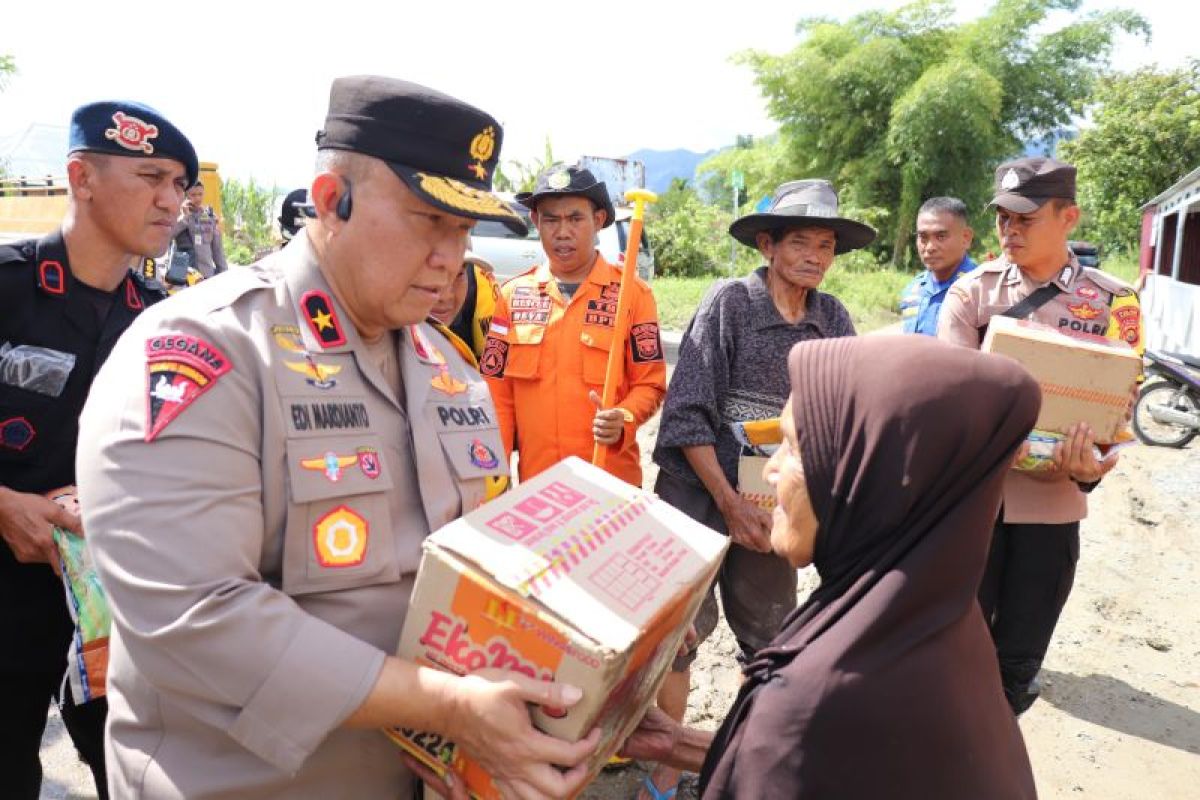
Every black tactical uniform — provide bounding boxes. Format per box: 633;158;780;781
0;229;166;798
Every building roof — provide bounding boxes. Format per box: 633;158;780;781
1143;165;1200;210
0;123;68;178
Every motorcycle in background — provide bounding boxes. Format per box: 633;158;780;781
1133;350;1200;448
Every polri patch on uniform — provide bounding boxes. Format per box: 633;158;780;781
144;334;232;442
301;290;347;348
630;322;664;363
0;417;35;451
479;337;509;377
313;505;368;568
468;438;500;470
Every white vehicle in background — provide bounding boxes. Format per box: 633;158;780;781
472;191;656;285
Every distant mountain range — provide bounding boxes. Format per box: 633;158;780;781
626;148;717;194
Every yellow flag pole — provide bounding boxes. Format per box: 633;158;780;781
593;189;657;470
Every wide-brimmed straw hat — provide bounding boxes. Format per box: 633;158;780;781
729;179;876;254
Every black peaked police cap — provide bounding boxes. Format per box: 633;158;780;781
316;76;526;235
69;100;199;187
515;164;616;229
989;156;1077;214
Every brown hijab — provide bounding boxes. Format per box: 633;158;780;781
700;335;1040;799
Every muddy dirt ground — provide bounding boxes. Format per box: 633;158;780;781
40;415;1200;799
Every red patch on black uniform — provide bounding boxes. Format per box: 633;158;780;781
144;334;232;441
300;290;347;348
630;322;663;363
37;261;65;295
0;417;35;450
124;276;144;310
480;337;509;377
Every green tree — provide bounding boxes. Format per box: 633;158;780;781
1061;61;1200;253
646;179;748;277
740;0;1148;267
493;136;555;194
219;178;278;265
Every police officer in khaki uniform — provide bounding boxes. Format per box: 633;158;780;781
77;76;598;799
938;156;1141;714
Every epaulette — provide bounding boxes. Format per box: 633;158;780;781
975;257;1009;273
1082;266;1137;298
129;263;169;301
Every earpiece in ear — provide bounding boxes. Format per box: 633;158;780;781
336;179;353;221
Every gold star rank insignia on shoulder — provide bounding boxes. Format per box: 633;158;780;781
300;290;347;348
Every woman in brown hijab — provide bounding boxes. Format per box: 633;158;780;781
622;334;1040;799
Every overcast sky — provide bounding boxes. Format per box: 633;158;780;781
1;0;1195;189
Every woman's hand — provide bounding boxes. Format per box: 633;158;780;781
719;494;773;553
619;706;680;763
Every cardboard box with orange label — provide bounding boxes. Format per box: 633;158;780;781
387;456;729;799
982;316;1142;443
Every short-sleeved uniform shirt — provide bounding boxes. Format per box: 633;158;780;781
76;231;506;799
937;253;1141;524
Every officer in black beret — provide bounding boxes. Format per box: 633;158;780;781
0;99;195;800
76;76;597;799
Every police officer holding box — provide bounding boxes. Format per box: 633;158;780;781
938;156;1141;714
0;100;190;800
77;76;597;798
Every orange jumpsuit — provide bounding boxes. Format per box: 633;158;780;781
481;254;666;487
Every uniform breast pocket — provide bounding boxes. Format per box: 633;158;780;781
280;434;400;597
0;383;54;464
580;326;615;387
501;342;543;380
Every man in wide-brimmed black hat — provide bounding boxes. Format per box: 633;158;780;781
642;178;875;800
480;163;666;490
77;76;597;799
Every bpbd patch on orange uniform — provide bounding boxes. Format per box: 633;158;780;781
629;322;663;363
144;334;232;442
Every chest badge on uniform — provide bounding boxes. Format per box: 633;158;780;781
0;417;35;451
410;325;467;395
1066;301;1101;321
468;438;500;470
357;446;382;479
300;290;347;348
144;334;232;442
285;356;342;389
300;451;359;482
313;505;368;568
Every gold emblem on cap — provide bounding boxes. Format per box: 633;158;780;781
1000;168;1021;191
548;171;571;190
414;172;520;220
468;126;496;181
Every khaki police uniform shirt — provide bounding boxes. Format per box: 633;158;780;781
937;252;1140;524
76;231;507;799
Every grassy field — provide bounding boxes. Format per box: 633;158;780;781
651;252;1141;334
652;268;911;333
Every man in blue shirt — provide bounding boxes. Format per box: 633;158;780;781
899;196;976;335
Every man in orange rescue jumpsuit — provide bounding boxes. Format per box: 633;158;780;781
481;164;666;487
